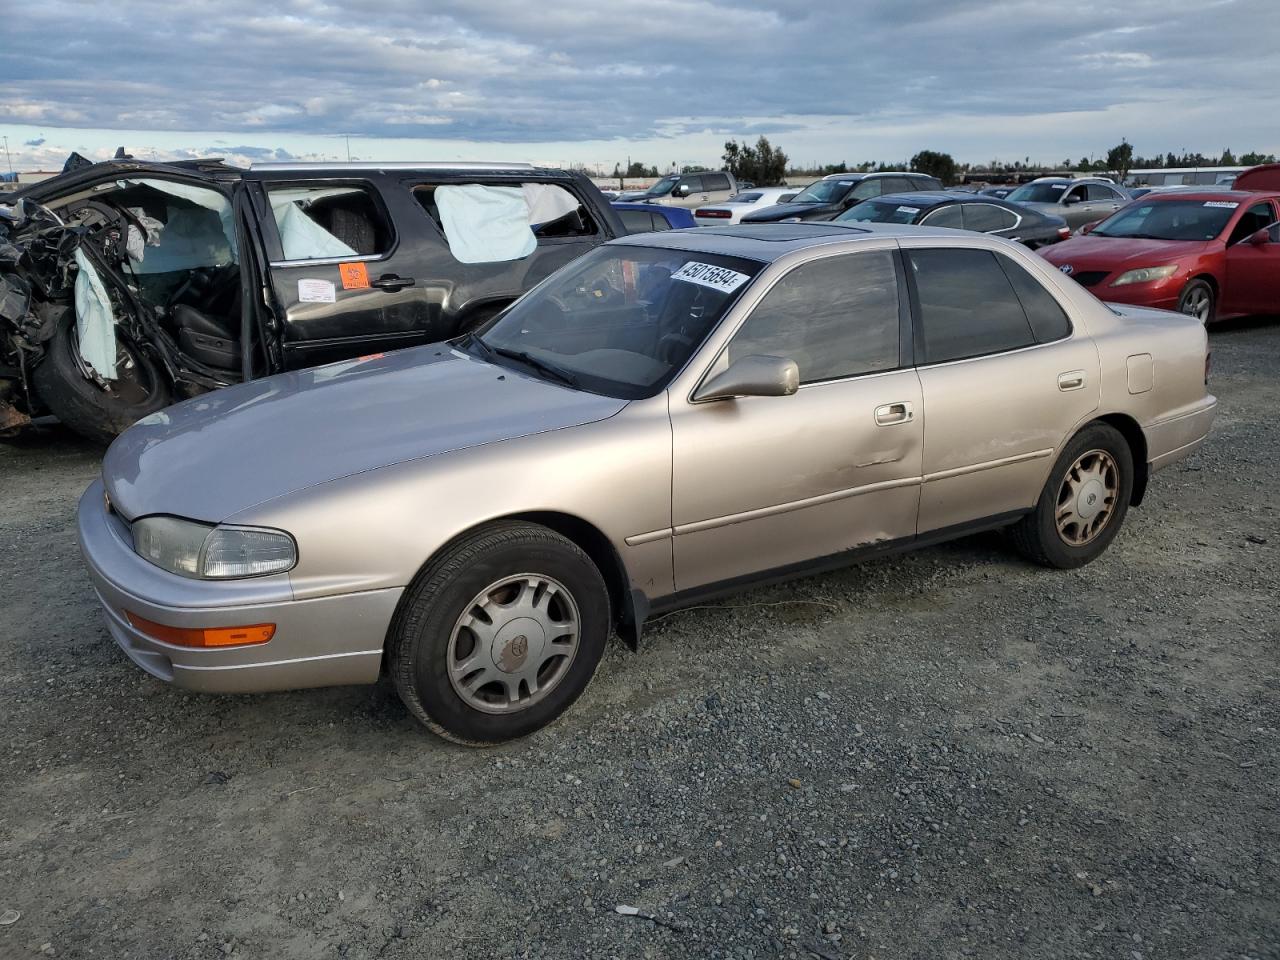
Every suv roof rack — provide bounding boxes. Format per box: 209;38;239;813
249;161;540;172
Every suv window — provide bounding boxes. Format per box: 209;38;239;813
1061;185;1088;205
848;179;883;201
1086;184;1121;202
962;203;1018;233
412;181;597;262
702;173;731;192
727;251;900;383
907;249;1037;364
1227;201;1277;245
881;177;914;194
267;182;393;261
618;209;657;233
910;176;944;190
996;254;1071;342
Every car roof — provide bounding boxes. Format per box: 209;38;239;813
610;221;972;262
1136;189;1280;203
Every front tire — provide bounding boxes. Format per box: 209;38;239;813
1177;279;1215;324
389;522;611;745
1008;423;1134;569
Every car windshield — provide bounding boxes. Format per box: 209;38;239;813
1090;199;1238;241
641;176;680;198
470;245;763;399
1006;183;1071;203
836;198;927;224
792;179;856;203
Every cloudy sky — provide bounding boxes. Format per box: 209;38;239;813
3;0;1277;174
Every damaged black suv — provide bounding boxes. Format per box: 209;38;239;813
0;155;623;441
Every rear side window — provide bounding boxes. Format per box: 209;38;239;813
907;249;1036;364
920;204;964;228
848;179;883;201
412;182;597;263
1086;184;1122;201
703;173;732;191
618;209;656;233
996;255;1072;342
267;183;393;261
727;250;900;383
961;203;1018;233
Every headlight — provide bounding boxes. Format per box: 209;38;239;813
132;516;297;579
1111;265;1178;286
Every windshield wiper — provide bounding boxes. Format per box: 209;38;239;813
490;346;580;389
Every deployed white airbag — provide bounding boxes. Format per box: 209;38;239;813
522;183;581;228
270;198;359;260
435;184;536;264
73;248;117;380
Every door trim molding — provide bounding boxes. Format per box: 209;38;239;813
922;447;1053;484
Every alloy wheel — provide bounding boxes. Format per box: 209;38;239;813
1180;286;1212;322
1055;449;1120;546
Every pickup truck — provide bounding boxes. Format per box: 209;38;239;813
0;157;623;441
615;171;738;208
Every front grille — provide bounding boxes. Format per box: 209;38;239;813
1070;271;1110;288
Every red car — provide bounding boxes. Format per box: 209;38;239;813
1039;190;1280;322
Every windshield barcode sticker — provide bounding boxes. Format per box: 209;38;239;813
672;261;751;293
1203;201;1239;208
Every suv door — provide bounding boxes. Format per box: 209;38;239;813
1058;184;1095;228
669;246;923;590
1223;201;1280;316
671;175;706;208
251;173;439;369
900;241;1099;532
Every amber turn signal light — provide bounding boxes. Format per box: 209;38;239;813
125;612;276;648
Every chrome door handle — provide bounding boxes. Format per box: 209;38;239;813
1058;370;1085;391
874;402;914;426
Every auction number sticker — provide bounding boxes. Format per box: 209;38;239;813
298;278;336;303
338;262;370;289
1203;201;1239;208
896;206;920;215
671;261;751;294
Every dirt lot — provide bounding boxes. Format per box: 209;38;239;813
1;319;1277;960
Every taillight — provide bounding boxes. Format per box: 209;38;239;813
1057;226;1071;238
696;209;731;218
1205;351;1211;385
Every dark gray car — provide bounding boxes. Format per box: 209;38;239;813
836;192;1070;248
741;171;944;223
1005;177;1130;230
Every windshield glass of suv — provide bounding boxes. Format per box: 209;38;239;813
642;176;679;198
792;179;855;203
1090;199;1238;241
836;199;926;224
472;246;763;399
1006;182;1071;203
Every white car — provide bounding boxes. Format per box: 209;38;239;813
694;186;799;225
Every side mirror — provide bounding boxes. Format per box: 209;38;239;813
1248;227;1272;246
694;355;800;402
1062;194;1080;206
1080;220;1101;235
674;183;691;197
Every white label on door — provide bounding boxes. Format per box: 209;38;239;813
671;261;751;294
298;278;337;303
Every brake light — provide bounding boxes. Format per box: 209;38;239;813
126;612;276;648
1058;226;1071;239
696;209;731;218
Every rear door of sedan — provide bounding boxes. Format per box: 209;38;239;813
668;244;924;591
898;239;1100;533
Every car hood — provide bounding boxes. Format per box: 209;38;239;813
102;346;627;523
1040;234;1210;270
741;201;829;222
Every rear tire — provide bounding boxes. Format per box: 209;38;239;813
1008;423;1134;569
32;317;171;444
389;522;611;745
1177;279;1215;324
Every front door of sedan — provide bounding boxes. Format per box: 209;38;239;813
899;242;1100;533
1223;202;1280;317
669;247;923;591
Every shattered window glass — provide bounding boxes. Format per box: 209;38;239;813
266;183;392;261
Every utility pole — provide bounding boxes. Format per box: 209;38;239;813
345;135;351;162
2;136;12;176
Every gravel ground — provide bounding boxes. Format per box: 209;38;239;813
1;319;1277;960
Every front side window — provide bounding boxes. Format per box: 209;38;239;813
267;183;392;261
849;179;884;201
678;176;704;194
473;246;761;399
792;179;857;203
726;251;901;384
1006;182;1070;204
1227;202;1277;245
642;175;679;198
907;248;1036;364
961;203;1018;233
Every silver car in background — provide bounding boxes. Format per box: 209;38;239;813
79;223;1216;744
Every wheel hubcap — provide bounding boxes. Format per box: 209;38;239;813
1181;287;1210;322
447;573;579;714
1056;449;1120;546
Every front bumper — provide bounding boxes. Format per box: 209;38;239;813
77;480;402;694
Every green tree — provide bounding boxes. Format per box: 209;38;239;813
909;150;958;185
721;136;790;185
1105;140;1134;182
1220;148;1236;165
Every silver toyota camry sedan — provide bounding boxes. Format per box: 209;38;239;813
78;223;1217;744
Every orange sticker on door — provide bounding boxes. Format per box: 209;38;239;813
338;262;370;290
